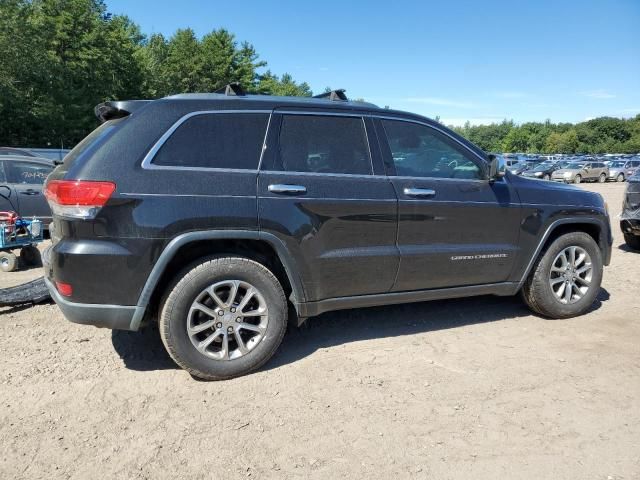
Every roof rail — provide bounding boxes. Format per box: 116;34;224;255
313;89;348;101
214;82;246;96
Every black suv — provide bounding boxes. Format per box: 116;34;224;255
43;87;612;380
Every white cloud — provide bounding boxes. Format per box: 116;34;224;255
579;90;616;99
405;97;477;109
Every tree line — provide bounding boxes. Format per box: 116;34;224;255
0;0;311;147
1;0;639;154
450;117;640;155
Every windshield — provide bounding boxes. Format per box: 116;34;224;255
533;163;553;171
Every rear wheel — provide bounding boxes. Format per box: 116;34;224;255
616;173;625;182
574;175;581;184
598;173;606;183
624;233;640;251
159;256;287;380
0;252;17;272
522;232;602;318
20;245;41;267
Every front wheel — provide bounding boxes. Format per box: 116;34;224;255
521;232;602;318
160;256;288;380
574;175;581;184
543;174;550;181
616;173;625;182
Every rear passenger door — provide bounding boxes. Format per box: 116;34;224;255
258;111;399;302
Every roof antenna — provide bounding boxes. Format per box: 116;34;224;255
214;82;246;96
313;89;348;101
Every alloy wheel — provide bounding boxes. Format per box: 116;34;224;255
187;280;268;361
549;246;593;305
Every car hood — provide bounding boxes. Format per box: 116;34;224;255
509;173;605;209
553;168;579;174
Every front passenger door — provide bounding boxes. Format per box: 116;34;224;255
377;118;522;291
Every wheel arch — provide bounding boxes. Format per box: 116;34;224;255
129;230;306;330
518;217;610;287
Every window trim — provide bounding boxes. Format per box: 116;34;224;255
141;110;273;172
377;116;488;181
271;111;375;176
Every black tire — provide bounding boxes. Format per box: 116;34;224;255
159;256;287;380
616;173;624;182
543;174;550;181
624;233;640;251
574;175;581;184
0;251;17;272
521;232;602;319
598;173;606;183
20;245;41;267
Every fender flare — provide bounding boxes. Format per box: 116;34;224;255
129;230;305;330
517;216;610;287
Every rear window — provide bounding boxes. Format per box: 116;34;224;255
277;115;372;175
63;118;126;167
152;113;269;169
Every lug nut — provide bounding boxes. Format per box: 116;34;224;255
218;310;224;316
216;322;222;328
230;307;236;313
227;326;233;333
236;317;241;322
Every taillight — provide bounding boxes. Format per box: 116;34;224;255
55;281;73;297
44;180;116;219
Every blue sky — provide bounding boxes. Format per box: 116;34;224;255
107;0;640;125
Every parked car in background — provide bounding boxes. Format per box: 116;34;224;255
0;147;39;158
607;159;640;182
0;155;54;226
507;161;530;175
521;161;566;181
551;161;609;184
621;171;640;250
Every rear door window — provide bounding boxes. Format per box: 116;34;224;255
152;113;269;169
276;114;372;175
3;161;53;185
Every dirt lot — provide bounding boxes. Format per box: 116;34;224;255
1;182;638;479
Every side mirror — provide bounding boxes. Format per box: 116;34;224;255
488;154;506;180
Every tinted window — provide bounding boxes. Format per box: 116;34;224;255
278;115;371;175
382;120;482;179
63;118;125;167
4;161;52;185
153;113;269;169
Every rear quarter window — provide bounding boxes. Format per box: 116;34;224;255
151;113;269;169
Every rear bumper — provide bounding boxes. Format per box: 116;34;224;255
43;246;138;331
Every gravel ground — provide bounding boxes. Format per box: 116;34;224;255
1;182;638;479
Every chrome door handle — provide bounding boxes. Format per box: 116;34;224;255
20;190;39;195
268;184;307;195
403;187;436;198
